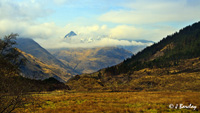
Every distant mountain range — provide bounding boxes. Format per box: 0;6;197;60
67;21;200;91
48;47;132;74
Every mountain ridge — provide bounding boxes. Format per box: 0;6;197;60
14;38;80;82
15;38;77;75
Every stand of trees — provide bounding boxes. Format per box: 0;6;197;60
105;21;200;75
0;33;28;113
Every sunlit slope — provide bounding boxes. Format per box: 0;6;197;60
48;47;132;74
16;38;77;75
18;49;71;82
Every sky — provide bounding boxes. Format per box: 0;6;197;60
0;0;200;48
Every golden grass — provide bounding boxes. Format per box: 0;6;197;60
14;91;200;113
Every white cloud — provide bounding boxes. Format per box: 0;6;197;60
62;24;110;37
0;0;51;21
0;0;198;49
110;25;142;39
108;25;176;41
99;0;200;24
94;38;150;47
36;36;152;49
0;18;174;48
0;0;177;48
0;20;60;39
0;0;54;38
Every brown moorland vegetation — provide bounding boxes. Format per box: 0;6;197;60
14;91;200;113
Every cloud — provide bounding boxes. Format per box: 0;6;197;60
36;36;152;49
0;0;177;49
0;0;51;21
110;25;142;39
0;0;198;49
99;0;200;24
0;18;174;48
0;0;53;38
108;25;176;41
62;24;110;37
94;38;151;47
0;20;61;39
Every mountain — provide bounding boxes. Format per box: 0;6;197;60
15;38;76;74
48;47;132;74
17;49;71;82
15;38;78;81
67;21;200;91
64;31;77;38
0;35;70;100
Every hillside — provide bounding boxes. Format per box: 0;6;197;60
67;21;200;91
18;49;71;82
15;38;77;75
48;47;132;74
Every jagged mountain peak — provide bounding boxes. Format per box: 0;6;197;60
64;31;77;38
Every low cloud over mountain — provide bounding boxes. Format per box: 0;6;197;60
36;31;153;50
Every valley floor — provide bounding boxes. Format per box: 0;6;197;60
14;91;200;113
